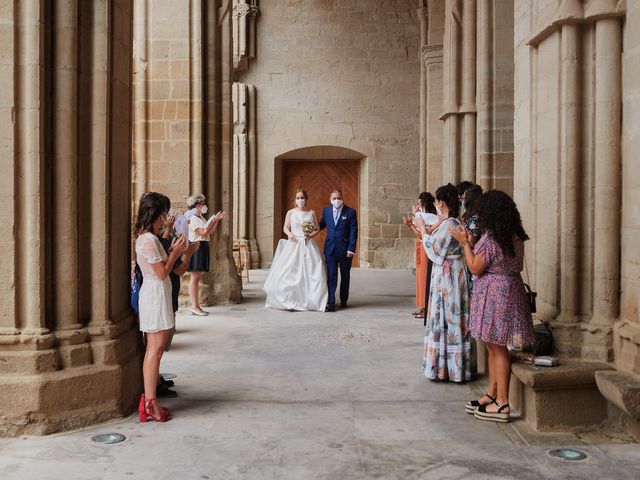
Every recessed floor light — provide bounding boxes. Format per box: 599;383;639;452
549;448;587;461
160;373;177;380
230;307;247;311
91;433;126;444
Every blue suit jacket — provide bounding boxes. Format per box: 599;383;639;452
319;205;358;258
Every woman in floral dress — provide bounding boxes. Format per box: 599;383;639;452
451;190;533;422
415;184;471;383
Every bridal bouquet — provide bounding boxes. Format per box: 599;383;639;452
301;219;317;243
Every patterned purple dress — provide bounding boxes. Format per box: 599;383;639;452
470;233;534;348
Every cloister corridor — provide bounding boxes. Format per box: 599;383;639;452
1;270;638;480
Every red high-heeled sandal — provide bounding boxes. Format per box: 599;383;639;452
138;394;171;422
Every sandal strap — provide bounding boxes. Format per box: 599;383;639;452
486;393;496;402
497;403;510;412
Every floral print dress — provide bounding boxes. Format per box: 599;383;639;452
422;217;472;382
470;234;534;348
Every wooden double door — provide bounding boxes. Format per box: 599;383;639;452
282;160;360;266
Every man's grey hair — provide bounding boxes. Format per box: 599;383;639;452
330;188;343;196
186;193;206;208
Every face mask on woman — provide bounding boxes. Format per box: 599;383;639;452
331;199;343;209
295;199;306;207
200;205;208;214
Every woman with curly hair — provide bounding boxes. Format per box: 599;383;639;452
415;183;471;383
450;190;533;422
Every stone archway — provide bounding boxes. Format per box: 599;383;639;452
273;146;366;267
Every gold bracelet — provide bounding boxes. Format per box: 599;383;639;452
461;240;469;248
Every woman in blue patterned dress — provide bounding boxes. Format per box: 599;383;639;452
415;184;471;383
451;190;533;422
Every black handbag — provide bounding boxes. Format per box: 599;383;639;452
532;321;554;356
524;282;537;314
523;254;537;314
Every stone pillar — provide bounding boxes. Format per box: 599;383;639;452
204;1;242;303
441;0;461;184
418;5;428;191
52;0;90;368
559;23;581;321
232;82;260;268
233;82;248;241
1;0;141;437
476;0;492;190
460;0;476;182
190;0;204;195
15;0;48;337
592;17;622;326
132;0;150;206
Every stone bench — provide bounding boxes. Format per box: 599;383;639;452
595;370;640;441
509;359;613;432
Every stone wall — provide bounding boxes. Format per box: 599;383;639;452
238;0;421;268
419;0;515;195
132;0;242;304
132;0;203;209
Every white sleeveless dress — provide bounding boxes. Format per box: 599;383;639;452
135;232;175;332
263;210;329;311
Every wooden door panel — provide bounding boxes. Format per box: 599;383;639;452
283;160;359;266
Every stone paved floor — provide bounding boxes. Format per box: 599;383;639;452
0;269;638;480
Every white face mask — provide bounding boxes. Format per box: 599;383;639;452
200;205;208;214
331;199;343;209
434;202;442;216
295;199;306;207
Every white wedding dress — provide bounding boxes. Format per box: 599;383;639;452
263;209;329;311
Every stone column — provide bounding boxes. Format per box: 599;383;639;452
233;82;249;241
593;17;622;325
132;0;150;206
441;0;461;184
418;5;428;191
559;23;581;320
204;0;242;303
15;0;48;337
2;0;141;437
476;0;492;190
190;0;204;194
460;0;476;182
52;0;90;368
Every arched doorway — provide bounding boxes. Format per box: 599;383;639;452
275;146;365;267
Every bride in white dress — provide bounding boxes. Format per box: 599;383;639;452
264;189;329;311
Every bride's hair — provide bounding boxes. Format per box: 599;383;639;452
296;188;308;199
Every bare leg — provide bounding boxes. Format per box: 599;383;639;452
143;330;168;417
485;343;511;413
189;271;203;311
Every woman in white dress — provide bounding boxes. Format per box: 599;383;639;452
264;189;329;311
134;192;188;422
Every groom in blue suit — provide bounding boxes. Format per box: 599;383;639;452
319;189;358;312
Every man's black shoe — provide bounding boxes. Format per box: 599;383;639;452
157;384;178;398
340;302;348;309
325;304;336;312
